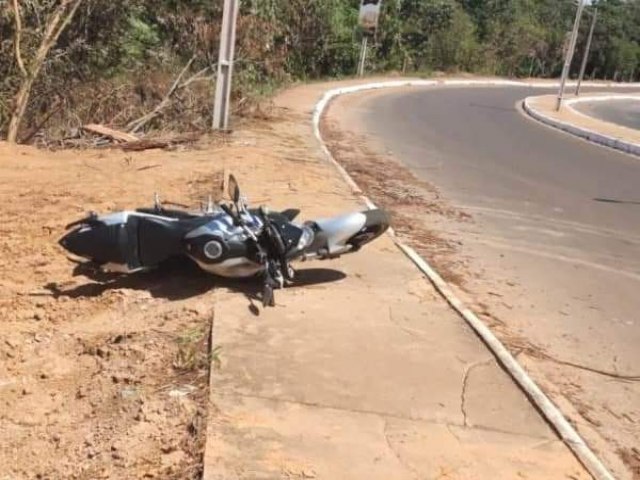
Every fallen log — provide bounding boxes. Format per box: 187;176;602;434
119;133;200;151
82;124;139;143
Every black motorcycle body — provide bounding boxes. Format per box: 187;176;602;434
59;176;389;305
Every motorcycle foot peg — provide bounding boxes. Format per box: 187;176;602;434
262;284;275;307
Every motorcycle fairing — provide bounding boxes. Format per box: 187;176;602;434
60;211;211;272
305;209;389;259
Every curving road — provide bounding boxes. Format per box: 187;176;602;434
337;85;640;476
574;98;640;130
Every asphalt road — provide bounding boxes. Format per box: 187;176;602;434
574;98;640;130
345;85;640;474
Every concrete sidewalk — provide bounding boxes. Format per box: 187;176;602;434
203;80;589;479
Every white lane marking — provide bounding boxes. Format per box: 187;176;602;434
458;204;640;245
513;225;566;238
472;236;640;283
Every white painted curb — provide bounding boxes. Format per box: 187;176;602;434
523;95;640;157
313;79;617;480
566;95;640;105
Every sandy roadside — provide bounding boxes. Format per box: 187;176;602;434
0;106;328;479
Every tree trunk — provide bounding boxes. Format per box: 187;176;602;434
6;0;82;143
6;75;34;143
12;0;27;77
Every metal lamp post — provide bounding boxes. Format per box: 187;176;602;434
576;6;598;96
556;0;587;111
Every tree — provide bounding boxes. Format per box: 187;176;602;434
426;5;479;72
7;0;82;143
2;0;640;143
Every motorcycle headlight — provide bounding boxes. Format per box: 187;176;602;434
297;226;315;250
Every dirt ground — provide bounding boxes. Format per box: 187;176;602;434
0;80;392;477
0;101;317;479
0;140;222;479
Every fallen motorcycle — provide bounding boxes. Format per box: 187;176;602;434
59;175;389;306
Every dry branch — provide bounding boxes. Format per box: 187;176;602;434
82;124;139;143
125;58;213;134
119;133;200;151
20;97;63;144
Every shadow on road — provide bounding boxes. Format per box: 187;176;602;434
594;197;640;206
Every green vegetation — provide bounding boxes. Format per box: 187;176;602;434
1;0;639;142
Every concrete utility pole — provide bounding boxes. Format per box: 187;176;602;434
576;6;598;96
556;0;586;111
212;0;239;131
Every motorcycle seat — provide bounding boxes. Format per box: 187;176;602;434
137;216;211;266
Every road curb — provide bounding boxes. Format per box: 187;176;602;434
523;95;640;157
313;79;616;480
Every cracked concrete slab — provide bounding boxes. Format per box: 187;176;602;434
205;245;587;479
210;251;496;425
462;360;553;437
384;418;588;480
207;393;587;480
203;80;590;479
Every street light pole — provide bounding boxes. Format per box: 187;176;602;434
357;0;382;77
556;0;586;111
212;0;239;131
576;6;598;96
357;35;368;77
